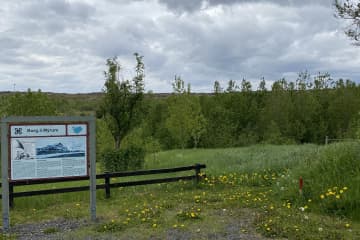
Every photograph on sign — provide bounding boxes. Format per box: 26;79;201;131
10;136;87;180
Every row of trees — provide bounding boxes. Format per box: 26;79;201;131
1;66;359;150
93;54;360;151
138;76;360;149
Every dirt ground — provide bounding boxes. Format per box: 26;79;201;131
3;208;273;240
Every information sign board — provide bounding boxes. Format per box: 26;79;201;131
1;116;97;232
9;123;89;181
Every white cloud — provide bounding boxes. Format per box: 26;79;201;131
0;0;359;93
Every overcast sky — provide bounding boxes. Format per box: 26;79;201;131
1;0;359;93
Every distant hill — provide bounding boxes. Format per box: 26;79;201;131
0;91;213;116
0;91;213;99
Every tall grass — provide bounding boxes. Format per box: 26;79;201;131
147;143;360;220
145;144;317;175
275;142;360;220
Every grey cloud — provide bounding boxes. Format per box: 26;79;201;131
146;2;352;91
20;0;95;21
208;0;331;6
158;0;331;13
158;0;203;13
0;0;359;93
0;36;22;49
156;9;292;73
89;21;151;58
13;0;96;35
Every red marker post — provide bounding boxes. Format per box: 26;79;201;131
299;176;303;195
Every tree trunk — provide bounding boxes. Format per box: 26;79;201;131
115;136;121;149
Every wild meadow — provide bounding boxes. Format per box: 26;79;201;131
2;143;359;239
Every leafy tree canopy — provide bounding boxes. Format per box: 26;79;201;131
4;89;57;116
98;53;145;149
335;0;360;45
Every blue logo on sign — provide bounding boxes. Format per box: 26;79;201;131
72;126;83;134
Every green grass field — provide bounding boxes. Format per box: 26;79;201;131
2;143;360;239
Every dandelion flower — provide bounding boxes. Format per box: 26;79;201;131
320;194;325;199
336;195;340;199
345;223;350;228
318;227;323;232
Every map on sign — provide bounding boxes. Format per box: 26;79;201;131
9;123;88;181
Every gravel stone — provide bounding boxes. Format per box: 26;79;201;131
4;218;88;240
2;209;271;240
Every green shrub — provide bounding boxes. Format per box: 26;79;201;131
101;146;145;172
121;127;162;154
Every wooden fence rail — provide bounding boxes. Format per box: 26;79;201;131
0;164;206;208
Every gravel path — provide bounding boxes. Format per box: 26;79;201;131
4;219;88;240
3;209;271;240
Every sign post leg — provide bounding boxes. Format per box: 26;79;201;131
1;121;10;232
89;118;96;221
